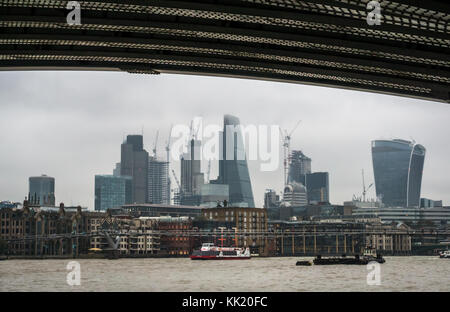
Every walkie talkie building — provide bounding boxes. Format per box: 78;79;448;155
371;139;426;208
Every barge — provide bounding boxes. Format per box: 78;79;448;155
313;248;385;265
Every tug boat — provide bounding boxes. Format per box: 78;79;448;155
190;243;251;260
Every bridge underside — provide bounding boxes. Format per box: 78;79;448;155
0;0;449;103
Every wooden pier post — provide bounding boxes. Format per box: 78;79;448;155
336;234;339;254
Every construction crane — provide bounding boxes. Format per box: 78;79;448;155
171;169;183;205
153;130;159;158
165;124;173;204
361;169;374;202
279;120;302;187
171;169;182;194
206;159;211;183
188;120;194;143
165;124;173;163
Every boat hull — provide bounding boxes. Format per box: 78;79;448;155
190;255;251;260
313;257;385;265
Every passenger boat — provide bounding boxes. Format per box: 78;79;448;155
439;250;450;258
190;243;251;260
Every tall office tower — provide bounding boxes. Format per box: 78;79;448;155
372;139;426;208
264;189;281;209
288;150;311;185
95;175;132;211
217;114;255;207
113;162;121;177
28;175;55;206
180;138;204;205
283;182;307;207
148;156;170;204
305;172;329;204
120;135;149;204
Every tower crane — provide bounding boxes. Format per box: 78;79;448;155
206;159;211;183
171;169;183;205
165;125;173;204
171;169;182;194
153;130;159;158
279;120;301;187
165;124;173;163
361;169;373;202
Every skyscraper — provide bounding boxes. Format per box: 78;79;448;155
372;139;426;208
113;162;121;177
180;138;204;205
264;189;281;209
305;172;329;204
29;175;55;205
121;135;149;204
95;175;132;211
148;156;170;204
217;114;255;207
288;150;311;185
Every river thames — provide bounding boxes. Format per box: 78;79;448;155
0;256;449;292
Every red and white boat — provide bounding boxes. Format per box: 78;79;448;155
190;243;251;260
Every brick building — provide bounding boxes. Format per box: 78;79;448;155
201;207;268;255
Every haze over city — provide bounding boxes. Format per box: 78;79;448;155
1;71;449;208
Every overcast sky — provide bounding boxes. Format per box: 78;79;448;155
1;71;449;208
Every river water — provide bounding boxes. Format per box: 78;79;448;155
0;256;449;292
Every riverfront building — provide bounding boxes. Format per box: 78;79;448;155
0;202;103;257
372;139;426;208
350;205;450;225
201;207;267;254
120;203;203;218
268;220;412;256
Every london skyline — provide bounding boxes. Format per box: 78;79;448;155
1;71;449;208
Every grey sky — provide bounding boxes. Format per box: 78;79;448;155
1;71;449;208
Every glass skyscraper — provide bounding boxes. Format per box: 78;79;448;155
95;175;132;211
305;172;329;204
29;175;55;205
371;139;426;208
217;114;255;207
121;135;149;204
148;156;170;204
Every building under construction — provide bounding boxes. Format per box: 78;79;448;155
180;138;204;206
147;156;170;205
288;150;311;185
